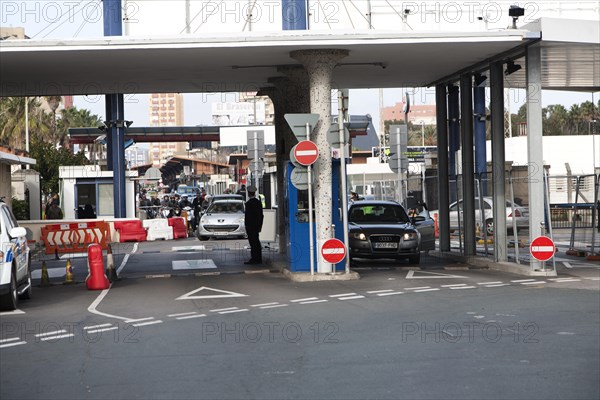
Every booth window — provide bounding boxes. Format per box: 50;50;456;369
97;184;114;216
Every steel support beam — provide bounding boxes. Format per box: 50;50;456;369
448;85;460;203
460;74;476;256
526;45;546;270
436;84;450;252
103;0;126;218
490;61;508;262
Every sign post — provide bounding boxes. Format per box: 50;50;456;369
530;235;555;271
294;139;319;275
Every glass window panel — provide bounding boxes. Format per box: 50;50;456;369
98;184;114;216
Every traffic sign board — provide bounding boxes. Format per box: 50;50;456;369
294;140;319;166
530;236;555;261
321;239;346;264
284;113;320;141
290;167;308;190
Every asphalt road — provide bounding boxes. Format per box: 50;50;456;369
1;238;599;399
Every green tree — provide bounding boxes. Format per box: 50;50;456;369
0;97;50;149
29;137;89;196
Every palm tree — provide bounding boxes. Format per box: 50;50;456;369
44;95;62;142
0;97;50;150
57;106;102;155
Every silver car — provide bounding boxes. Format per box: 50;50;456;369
431;197;529;236
197;200;246;240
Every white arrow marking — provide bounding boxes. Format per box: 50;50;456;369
176;286;248;300
406;270;466;279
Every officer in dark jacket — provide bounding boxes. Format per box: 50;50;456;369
244;186;263;264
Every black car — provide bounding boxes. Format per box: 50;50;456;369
348;200;435;264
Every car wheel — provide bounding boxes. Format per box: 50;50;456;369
198;235;209;241
0;269;19;311
408;253;421;264
485;219;494;236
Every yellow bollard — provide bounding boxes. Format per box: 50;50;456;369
64;259;74;284
40;261;50;287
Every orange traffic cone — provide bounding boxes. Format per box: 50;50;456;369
433;213;439;238
40;261;50;287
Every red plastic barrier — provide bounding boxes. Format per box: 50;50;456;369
86;243;110;290
114;220;147;242
168;217;188;239
41;221;111;255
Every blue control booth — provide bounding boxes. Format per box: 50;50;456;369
285;160;345;272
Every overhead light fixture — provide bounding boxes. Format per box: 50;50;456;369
505;60;522;76
474;73;487;86
508;5;525;29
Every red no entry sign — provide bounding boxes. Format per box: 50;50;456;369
530;236;556;261
294;140;319;166
321;238;346;264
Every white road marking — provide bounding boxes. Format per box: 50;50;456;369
172;259;217;270
551;279;581;283
556;332;576;335
124;317;155;323
329;293;357;298
0;309;25;316
0;337;21;344
511;279;536;283
218;309;249;314
473;315;485;319
520;281;546;285
0;341;27;349
449;286;476;290
176;314;207;320
251;303;280;307
584;277;600;281
167;312;199;318
377;291;404;296
172;246;206;251
210;307;239;312
131;320;163;327
563;262;573;269
290;297;319;303
367;290;394;294
338;295;365;300
441;284;467;287
35;330;66;338
59;252;87;259
117;242;138;275
83;323;112;330
406;270;466;279
176;287;247;300
40;334;74;341
86;327;118;334
404;286;431;290
413;288;440;293
260;304;289;309
477;281;503;285
299;300;328;304
485;284;511;287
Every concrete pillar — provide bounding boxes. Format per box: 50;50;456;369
526;46;545;270
290;49;349;273
435;84;450;252
490;61;508;262
460;73;476;256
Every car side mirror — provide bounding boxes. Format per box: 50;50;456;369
411;215;426;224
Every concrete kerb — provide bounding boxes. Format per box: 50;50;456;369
269;259;360;282
429;251;558;277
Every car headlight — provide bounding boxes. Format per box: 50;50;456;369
235;217;245;224
352;232;367;241
403;232;418;241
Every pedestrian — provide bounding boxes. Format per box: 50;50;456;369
244;185;263;265
46;199;63;220
237;184;247;199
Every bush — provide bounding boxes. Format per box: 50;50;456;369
11;198;29;220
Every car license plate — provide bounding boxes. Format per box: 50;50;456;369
214;231;227;236
373;242;398;249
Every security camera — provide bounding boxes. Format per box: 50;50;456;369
477;16;483;21
404;9;410;15
508;5;525;17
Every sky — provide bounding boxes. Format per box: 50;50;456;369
2;0;598;133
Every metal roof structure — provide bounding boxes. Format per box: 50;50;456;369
1;18;598;97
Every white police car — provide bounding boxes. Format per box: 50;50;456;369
0;201;31;311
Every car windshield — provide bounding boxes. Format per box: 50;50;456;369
349;204;410;224
207;201;244;214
